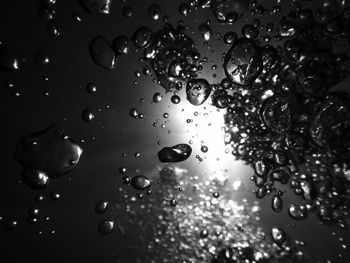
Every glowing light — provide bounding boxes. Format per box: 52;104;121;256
172;103;230;169
232;180;242;191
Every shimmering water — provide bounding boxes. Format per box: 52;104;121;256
1;0;350;262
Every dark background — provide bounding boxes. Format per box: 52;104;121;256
0;0;349;262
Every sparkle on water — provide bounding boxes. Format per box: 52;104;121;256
2;0;350;262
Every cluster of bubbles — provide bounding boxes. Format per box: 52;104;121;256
217;0;350;229
98;0;350;260
113;0;350;231
1;124;82;231
36;0;61;37
2;0;350;261
105;166;308;263
2;190;62;233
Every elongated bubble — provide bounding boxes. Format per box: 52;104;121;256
89;36;117;70
13;124;83;178
158;144;192;162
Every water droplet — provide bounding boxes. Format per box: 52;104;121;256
261;45;280;73
179;3;190;16
95;201;109;214
213;93;232;109
129;108;139;118
38;0;56;5
28;207;39;217
47;21;60;36
211;0;249;24
200;228;209;238
118;167;127;174
2;219;18;231
50;192;60;201
34;194;44;202
186;78;211;106
255;186;267;199
153;92;162;103
274;151;287;166
130;175;151;190
201;145;208;153
171;94;181;104
288;204;308;220
112;35;130;55
132;27;152;49
199;23;211;41
309;96;350;147
122;5;133;17
148;4;160;20
242;24;259;39
223;38;262;86
13;124;83;178
38;7;55;21
86;83;97;93
33;52;50;66
284;131;306;149
89;36;117;70
121;176;131;184
79;0;113;15
98;220;114;235
28;217;38;224
271;195;283;212
271;227;286;246
223;31;238;44
143;65;151;76
158;144;192;162
81;109;94;123
148;24;199;90
260;94;297;134
0;49;20;71
72;12;82;22
21;168;49;190
253;160;269;177
169;199;178;206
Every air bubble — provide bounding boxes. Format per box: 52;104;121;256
131;175;151;190
271;195;283;212
148;4;160;20
0;49;20;71
21;168;49;190
223;38;262;86
95;201;109;214
271;227;286;246
98;220;114;235
79;0;113;15
13;125;83;178
158;144;192;162
171;95;181;104
288;204;308;220
89;36;117;70
186;78;211;106
112;35;130;55
81;109;94;123
132;27;152;49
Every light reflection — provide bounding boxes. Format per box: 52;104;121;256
113;165;300;262
172;101;235;173
127;87;303;262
